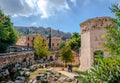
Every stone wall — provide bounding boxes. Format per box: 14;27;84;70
0;51;34;69
79;31;91;71
79;17;114;71
80;17;113;34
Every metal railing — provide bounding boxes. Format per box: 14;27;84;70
0;45;34;56
0;51;34;56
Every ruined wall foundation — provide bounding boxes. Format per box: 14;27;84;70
0;51;34;69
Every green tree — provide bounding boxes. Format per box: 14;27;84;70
59;46;74;67
0;10;18;53
68;32;81;50
104;4;120;57
33;35;50;59
59;41;65;49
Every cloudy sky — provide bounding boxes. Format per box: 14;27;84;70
0;0;119;33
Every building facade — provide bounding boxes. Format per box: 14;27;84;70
25;34;62;50
50;36;62;50
16;36;26;46
79;17;114;71
26;34;38;47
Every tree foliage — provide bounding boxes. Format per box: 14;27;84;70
59;46;74;66
78;57;120;83
68;32;81;50
104;4;120;56
59;41;65;49
0;10;18;53
33;35;50;59
94;50;103;65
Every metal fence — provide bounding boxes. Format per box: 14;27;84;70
0;45;34;55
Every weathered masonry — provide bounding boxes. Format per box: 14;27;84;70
79;17;114;71
0;52;34;69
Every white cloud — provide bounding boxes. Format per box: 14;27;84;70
0;0;71;18
25;0;35;9
71;0;77;5
31;22;37;26
71;0;76;3
37;0;70;18
37;0;48;18
0;0;35;17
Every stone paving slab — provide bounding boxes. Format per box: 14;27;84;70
57;70;79;79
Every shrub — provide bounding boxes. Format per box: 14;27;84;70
78;57;120;83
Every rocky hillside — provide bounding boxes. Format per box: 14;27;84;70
14;26;71;40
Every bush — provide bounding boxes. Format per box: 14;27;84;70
78;57;120;83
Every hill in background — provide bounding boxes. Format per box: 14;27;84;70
14;26;71;40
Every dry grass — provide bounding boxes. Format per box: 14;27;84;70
29;68;46;79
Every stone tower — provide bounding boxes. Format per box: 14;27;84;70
79;17;114;71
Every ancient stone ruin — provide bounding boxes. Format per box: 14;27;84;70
79;17;114;71
0;52;34;69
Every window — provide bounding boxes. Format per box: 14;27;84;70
93;50;103;65
57;43;59;46
27;43;29;47
28;37;29;40
52;43;54;46
32;40;34;45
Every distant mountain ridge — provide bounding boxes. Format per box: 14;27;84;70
14;26;71;40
